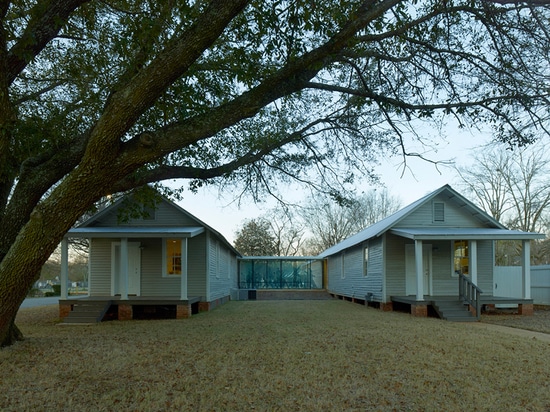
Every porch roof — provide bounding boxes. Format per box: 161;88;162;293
390;227;545;241
65;226;205;238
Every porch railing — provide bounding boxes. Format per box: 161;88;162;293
458;273;483;320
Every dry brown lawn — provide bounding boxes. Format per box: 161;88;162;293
2;300;550;411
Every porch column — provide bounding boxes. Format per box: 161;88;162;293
522;240;531;299
470;240;478;286
60;238;69;299
120;237;129;300
180;238;188;300
415;240;424;301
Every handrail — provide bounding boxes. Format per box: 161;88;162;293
458;273;483;320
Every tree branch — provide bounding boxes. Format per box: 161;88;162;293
7;0;91;84
111;119;329;192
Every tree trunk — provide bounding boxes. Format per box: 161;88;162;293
0;316;23;347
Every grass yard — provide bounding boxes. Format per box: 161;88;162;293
2;300;550;411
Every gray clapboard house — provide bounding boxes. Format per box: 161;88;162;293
59;193;240;323
319;185;544;320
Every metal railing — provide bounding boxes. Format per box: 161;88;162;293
458;273;483;320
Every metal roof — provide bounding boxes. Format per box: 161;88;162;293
390;227;545;241
66;226;205;238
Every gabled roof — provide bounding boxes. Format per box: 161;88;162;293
66;192;240;256
318;184;544;258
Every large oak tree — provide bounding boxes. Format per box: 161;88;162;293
1;0;549;346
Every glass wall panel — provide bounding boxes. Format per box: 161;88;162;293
239;260;254;288
239;258;324;289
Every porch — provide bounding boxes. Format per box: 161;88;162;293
391;295;534;321
59;296;203;323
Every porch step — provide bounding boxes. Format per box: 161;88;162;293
63;301;112;324
432;300;477;322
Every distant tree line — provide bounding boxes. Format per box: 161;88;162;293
234;189;401;256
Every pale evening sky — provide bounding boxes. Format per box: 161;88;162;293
176;129;492;244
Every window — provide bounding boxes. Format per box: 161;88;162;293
453;240;469;277
363;243;369;277
165;239;181;276
433;202;445;222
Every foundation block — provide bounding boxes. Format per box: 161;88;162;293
411;304;428;317
59;304;72;319
379;302;393;312
177;304;191;319
518;303;534;316
118;304;133;321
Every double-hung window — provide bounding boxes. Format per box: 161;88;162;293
164;238;182;276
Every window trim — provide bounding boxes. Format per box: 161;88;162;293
363;242;369;277
452;240;469;278
433;201;445;223
163;238;182;277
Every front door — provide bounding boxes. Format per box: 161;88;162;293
112;242;141;295
405;244;432;296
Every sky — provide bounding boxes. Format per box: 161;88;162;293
175;128;493;243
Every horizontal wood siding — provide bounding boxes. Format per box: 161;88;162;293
327;252;342;294
477;240;494;293
395;193;481;228
95;200;199;227
89;239;112;296
140;238;178;296
327;245;365;298
208;235;238;301
137;234;208;297
385;234;407;299
188;233;207;298
366;237;384;301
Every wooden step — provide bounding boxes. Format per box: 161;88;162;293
63;301;111;324
432;300;478;322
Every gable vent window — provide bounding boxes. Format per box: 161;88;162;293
433;202;445;222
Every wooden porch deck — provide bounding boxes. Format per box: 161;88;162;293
391;295;533;306
59;296;202;305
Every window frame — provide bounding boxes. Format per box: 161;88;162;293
452;240;469;277
163;238;182;277
363;242;369;277
433;201;445;223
